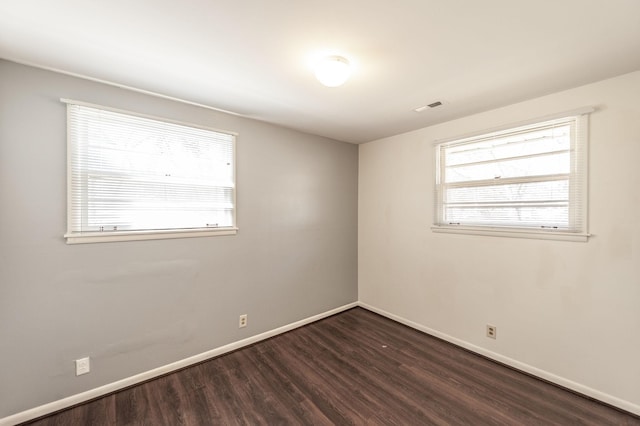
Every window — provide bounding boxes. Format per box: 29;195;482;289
64;100;237;244
433;108;592;241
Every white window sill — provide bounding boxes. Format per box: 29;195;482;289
64;227;238;244
431;225;589;242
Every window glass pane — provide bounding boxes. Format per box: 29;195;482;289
87;177;233;230
445;205;569;229
445;124;571;166
446;180;568;204
445;152;569;183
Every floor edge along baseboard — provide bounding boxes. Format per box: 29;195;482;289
358;302;640;418
4;301;638;424
0;302;359;426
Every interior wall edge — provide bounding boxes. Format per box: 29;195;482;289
358;302;640;417
0;302;358;426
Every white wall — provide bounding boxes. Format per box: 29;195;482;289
0;59;358;419
359;71;640;413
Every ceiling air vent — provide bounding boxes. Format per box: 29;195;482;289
414;101;443;112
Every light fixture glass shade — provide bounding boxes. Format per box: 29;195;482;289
315;56;350;87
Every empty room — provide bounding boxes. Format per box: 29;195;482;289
1;1;639;424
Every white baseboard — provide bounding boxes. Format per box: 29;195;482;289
358;301;640;417
4;300;637;424
0;302;358;426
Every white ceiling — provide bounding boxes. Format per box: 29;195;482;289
1;1;639;144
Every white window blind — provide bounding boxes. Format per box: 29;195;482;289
434;110;590;239
65;101;236;242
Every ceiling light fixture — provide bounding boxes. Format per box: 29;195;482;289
315;55;351;87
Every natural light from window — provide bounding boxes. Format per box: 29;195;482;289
433;110;591;241
64;101;237;243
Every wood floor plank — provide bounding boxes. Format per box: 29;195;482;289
22;308;640;425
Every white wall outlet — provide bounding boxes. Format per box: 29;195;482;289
486;324;497;339
75;357;90;376
239;314;248;328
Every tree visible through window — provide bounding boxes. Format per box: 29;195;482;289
64;101;236;243
434;111;590;238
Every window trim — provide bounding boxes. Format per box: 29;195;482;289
430;224;589;242
62;99;239;244
432;107;594;242
64;227;239;245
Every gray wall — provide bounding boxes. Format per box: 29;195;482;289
0;59;358;417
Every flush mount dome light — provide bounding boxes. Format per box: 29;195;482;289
315;55;351;87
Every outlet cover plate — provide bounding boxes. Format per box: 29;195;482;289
75;357;90;376
486;324;497;339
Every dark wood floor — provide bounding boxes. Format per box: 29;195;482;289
23;308;639;425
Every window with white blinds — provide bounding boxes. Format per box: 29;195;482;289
64;101;237;244
433;110;591;241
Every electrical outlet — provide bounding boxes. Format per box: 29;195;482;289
75;357;90;376
486;324;497;339
239;314;248;328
